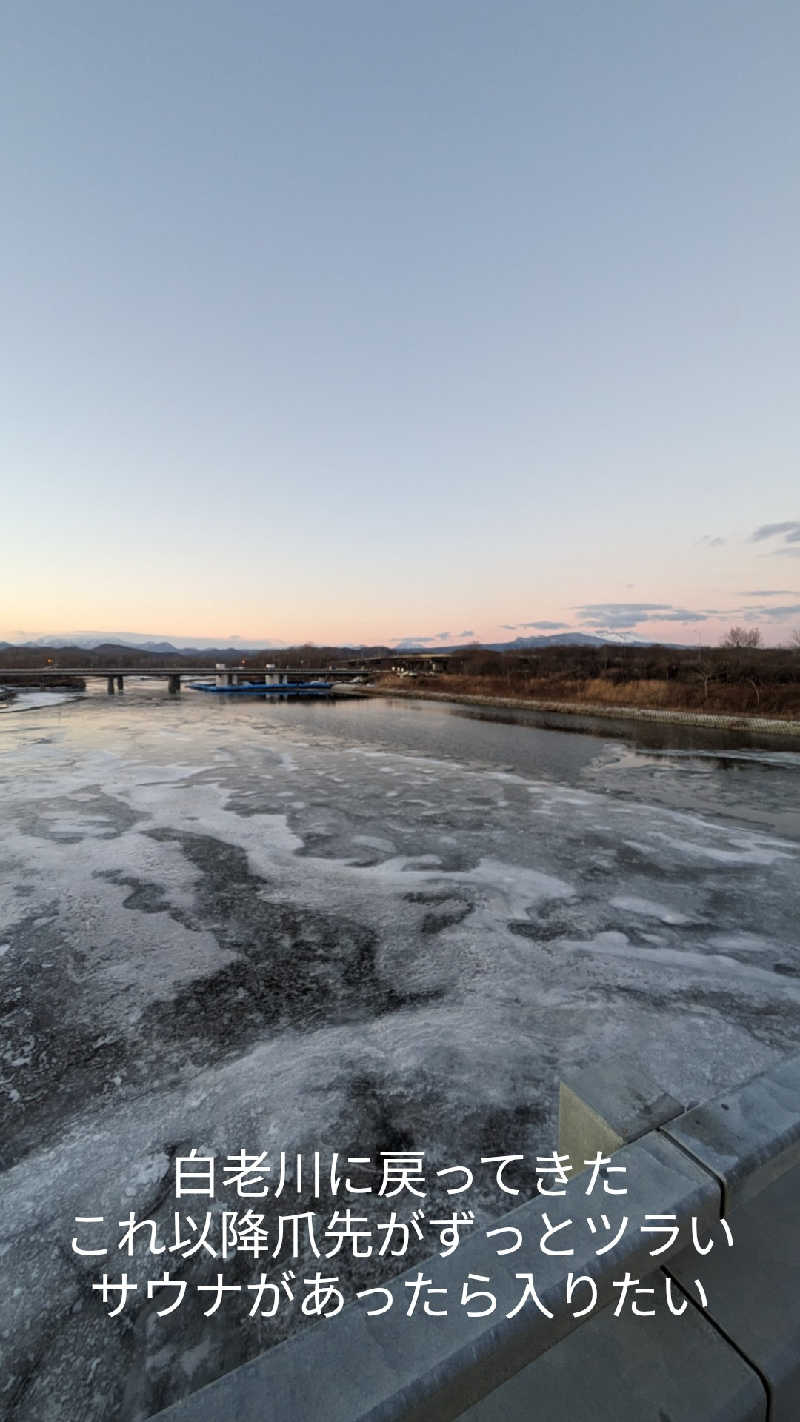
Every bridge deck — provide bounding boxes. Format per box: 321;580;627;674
0;666;360;679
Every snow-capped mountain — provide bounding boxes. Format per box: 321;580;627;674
17;632;288;652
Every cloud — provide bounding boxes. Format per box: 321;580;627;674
750;521;800;545
522;620;570;630
741;589;798;597
659;610;710;622
458;629;475;638
393;633;451;646
502;620;570;631
741;602;800;621
698;535;726;547
574;603;710;629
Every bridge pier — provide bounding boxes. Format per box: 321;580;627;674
168;675;181;694
116;675;124;692
106;676;115;695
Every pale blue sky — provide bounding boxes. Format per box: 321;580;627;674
3;1;799;646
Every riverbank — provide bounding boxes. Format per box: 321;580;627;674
0;676;86;710
0;673;86;691
358;683;800;738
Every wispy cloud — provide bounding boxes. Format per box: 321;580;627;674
741;589;798;596
749;523;800;559
740;602;800;621
750;521;800;544
698;535;726;547
502;620;570;631
658;611;710;622
574;603;709;629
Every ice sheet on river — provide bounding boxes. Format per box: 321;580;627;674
1;695;799;1419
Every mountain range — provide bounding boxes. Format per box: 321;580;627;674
2;630;657;654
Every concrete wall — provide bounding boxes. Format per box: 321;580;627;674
152;1052;800;1421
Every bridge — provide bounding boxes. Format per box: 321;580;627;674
0;666;364;694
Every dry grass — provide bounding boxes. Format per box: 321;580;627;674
377;673;800;720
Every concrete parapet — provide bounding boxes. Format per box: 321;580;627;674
151;1051;800;1422
153;1137;717;1422
662;1052;800;1209
559;1056;683;1167
668;1164;800;1419
459;1274;766;1422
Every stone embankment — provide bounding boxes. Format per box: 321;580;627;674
359;685;800;738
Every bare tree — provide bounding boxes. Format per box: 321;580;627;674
791;629;800;649
721;626;762;648
692;650;716;701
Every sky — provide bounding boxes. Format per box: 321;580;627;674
2;0;799;648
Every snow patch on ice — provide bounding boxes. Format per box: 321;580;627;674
610;895;693;925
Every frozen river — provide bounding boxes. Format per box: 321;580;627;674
2;686;800;1419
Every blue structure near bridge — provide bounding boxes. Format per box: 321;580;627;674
189;679;333;696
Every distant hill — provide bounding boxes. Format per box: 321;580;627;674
16;632;288;652
485;632;621;650
4;630;684;657
401;633;659;652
